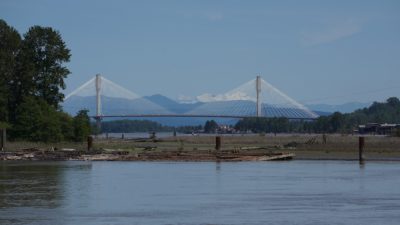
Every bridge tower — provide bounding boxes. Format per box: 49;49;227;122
256;75;262;117
95;74;102;132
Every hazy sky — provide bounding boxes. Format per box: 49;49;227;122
1;0;400;104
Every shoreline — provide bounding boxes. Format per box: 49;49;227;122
2;134;400;162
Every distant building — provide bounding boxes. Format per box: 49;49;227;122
217;125;236;134
358;123;400;135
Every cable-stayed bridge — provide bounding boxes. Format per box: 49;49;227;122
64;74;319;128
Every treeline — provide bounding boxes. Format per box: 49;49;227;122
101;120;171;133
235;97;400;134
0;20;90;142
100;119;203;134
235;117;292;133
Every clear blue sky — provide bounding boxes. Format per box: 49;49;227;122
1;0;400;104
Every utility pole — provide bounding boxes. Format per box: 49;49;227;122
256;75;262;117
95;74;102;133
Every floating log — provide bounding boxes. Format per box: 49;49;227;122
217;153;295;161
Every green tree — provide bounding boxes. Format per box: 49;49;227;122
13;26;71;110
73;109;91;142
0;20;21;122
204;120;218;133
13;96;42;140
58;111;74;141
13;96;63;142
0;20;98;142
387;97;400;108
329;112;344;132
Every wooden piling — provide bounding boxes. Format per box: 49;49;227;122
87;136;93;151
359;136;365;164
215;136;221;151
0;129;6;151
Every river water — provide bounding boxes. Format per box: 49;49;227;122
1;161;399;225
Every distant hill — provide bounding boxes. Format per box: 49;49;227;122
313;111;332;116
349;97;400;124
306;102;371;113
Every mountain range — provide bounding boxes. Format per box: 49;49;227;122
305;102;371;114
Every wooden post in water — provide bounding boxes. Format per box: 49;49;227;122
87;136;93;151
215;136;221;151
0;128;6;151
322;134;327;144
359;136;365;164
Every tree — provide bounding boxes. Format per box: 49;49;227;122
0;19;21;122
12;96;42;140
329;112;344;132
73;110;91;142
14;26;71;110
204;120;218;133
58;111;74;141
13;96;63;142
387;97;400;108
0;20;97;142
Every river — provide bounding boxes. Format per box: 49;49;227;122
1;161;399;225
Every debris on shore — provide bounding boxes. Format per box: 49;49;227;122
0;148;295;162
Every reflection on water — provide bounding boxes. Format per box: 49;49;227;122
1;161;400;225
1;163;59;208
0;162;92;225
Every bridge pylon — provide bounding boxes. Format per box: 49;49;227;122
95;74;102;133
256;75;262;117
